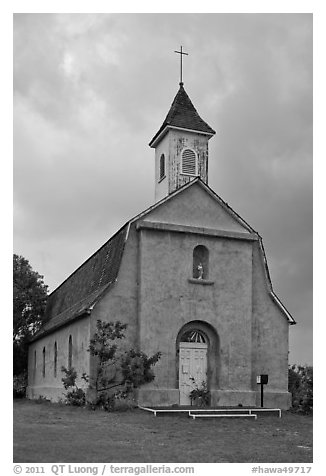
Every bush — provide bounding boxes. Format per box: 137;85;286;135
65;388;86;406
288;365;313;414
61;366;86;407
94;392;116;412
189;379;210;407
13;372;27;398
92;388;137;412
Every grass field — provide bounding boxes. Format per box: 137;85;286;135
13;399;312;463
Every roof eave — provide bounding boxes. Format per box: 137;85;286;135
29;280;119;343
29;309;92;343
269;291;296;325
257;237;296;325
149;125;215;148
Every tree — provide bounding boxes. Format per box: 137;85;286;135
13;254;48;376
61;320;161;410
89;320;161;395
88;320;128;393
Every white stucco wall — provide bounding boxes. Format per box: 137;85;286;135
27;316;91;401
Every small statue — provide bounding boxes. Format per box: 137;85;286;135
197;263;204;280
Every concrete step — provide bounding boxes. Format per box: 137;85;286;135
138;406;282;418
189;412;257;420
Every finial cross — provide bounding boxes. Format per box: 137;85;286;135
174;45;188;85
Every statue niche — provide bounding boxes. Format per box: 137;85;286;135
193;245;209;280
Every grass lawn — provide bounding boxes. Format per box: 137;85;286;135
13;399;312;463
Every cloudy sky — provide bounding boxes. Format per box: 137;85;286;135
13;13;312;364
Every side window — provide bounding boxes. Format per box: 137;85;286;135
54;342;57;378
34;350;37;380
181;148;197;176
193;245;209;280
42;347;46;378
159;154;165;181
68;335;72;370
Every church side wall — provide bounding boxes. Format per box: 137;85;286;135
27;316;91;402
89;224;139;357
84;225;139;401
251;242;291;408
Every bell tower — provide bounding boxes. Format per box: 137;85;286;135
149;53;215;202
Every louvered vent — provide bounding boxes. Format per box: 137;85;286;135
181;149;197;175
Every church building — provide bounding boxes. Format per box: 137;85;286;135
27;74;295;409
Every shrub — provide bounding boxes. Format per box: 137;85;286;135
288;364;313;414
95;392;116;412
65;388;86;406
61;366;86;406
189;379;210;407
13;372;27;398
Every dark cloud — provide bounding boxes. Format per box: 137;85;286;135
13;13;312;364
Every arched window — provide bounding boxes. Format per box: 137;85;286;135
42;347;46;378
181;148;197;176
54;342;57;378
180;329;207;343
68;335;72;370
159;154;165;181
193;245;209;279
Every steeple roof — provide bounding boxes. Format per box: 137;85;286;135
149;83;216;147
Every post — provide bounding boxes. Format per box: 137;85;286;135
257;374;268;408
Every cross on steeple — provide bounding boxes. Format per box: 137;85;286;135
174;45;188;85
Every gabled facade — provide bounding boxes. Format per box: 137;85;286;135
27;81;295;409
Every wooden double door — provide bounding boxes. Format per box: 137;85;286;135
179;342;208;405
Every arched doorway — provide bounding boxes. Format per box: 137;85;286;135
176;322;219;405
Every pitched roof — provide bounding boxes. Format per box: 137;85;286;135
149;83;216;147
30;225;128;341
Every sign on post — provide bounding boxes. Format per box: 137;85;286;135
257;374;268;407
